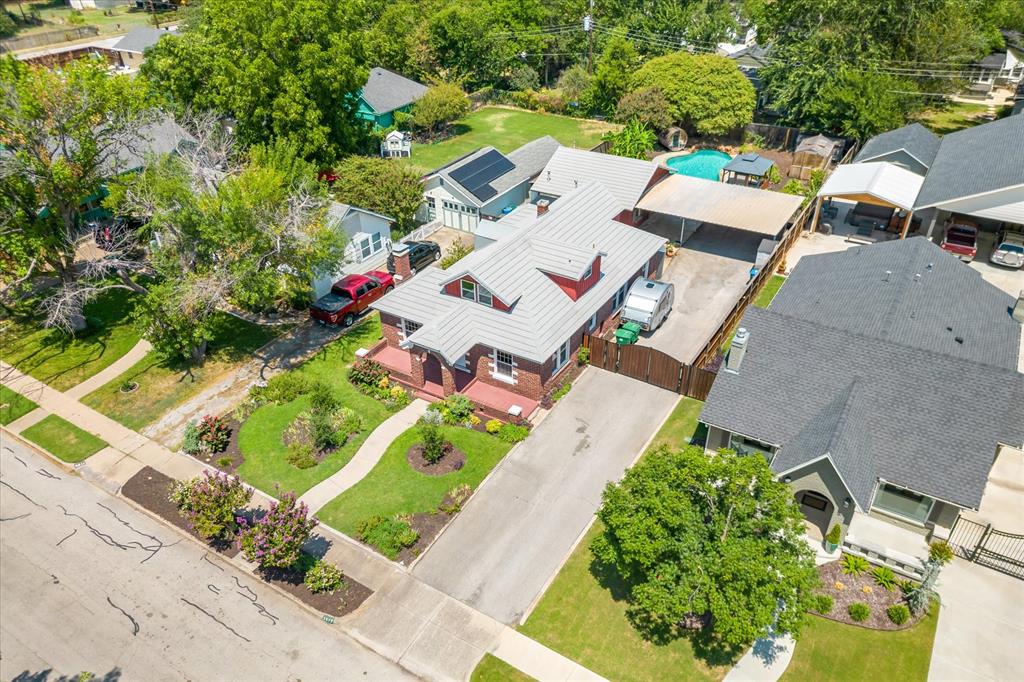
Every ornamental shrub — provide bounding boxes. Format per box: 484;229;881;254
286;441;318;469
303;559;345;594
552;382;572;402
928;540;954;565
309;382;340;415
438;240;472;270
196;414;231;453
811;594;833;614
250;373;314;406
181;421;202;454
485;419;502;434
336;407;363;436
237;492;318;569
497;423;529;443
886;603;910;625
349;358;389;389
825;524;842;545
847;602;870;622
356;515;419;559
872;566;897;592
577;346;590;365
309;410;342;450
418;409;447;463
439;483;473;513
169;470;253;541
840;553;870;577
438;394;475;425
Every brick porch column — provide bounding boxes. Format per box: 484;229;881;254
390;242;412;281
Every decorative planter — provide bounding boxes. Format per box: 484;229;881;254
825;541;839;553
119;381;139;394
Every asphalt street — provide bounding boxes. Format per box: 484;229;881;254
0;436;415;682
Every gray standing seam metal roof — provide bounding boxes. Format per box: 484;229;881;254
700;238;1024;511
723;153;775;177
914;114;1024;209
112;26;174;54
854;122;940;169
531;146;661;210
434;136;560;208
372;181;665;364
359;67;429;114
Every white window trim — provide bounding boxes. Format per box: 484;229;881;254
453;353;471;372
870;482;936;527
583;262;593;280
588;311;599;332
478;286;493;307
612;282;629;311
461;279;476;300
551;339;571;372
399;318;422;341
490;348;517;384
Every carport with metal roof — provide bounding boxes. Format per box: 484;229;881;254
636;174;804;242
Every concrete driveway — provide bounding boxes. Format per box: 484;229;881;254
411;369;679;625
639;224;761;363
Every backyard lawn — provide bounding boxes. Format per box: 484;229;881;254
0;386;38;426
754;274;786;308
398;106;618;175
81;312;281;431
781;609;938;682
915;102;1012;135
315;424;512;535
12;1;180;38
0;288;141;392
235;317;392;496
470;654;534;682
21;414;107;463
647;396;706;451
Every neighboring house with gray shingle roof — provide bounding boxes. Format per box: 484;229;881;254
356;67;429;129
854;122;940;176
699;238;1024;542
112;26;176;71
420;136;560;232
370;181;665;411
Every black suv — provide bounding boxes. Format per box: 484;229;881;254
387;240;441;276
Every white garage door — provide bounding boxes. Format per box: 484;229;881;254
442;200;480;233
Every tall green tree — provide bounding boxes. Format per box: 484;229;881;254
140;0;368;165
811;69;912;140
424;4;510;90
586;35;638;115
411;83;471;136
592;445;818;651
330;157;424;233
632;52;755;135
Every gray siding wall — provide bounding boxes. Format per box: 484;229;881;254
784;458;856;530
481;183;528;218
864;150;929;176
704;425;731;454
927;501;960;529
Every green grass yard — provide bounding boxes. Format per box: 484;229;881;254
0;386;38;426
781;609;938;682
398;106;618;175
0;287;141;392
235;317;393;496
13;1;181;39
722;274;787;353
470;654;535;682
315;425;512;535
915;102;1010;135
648;396;706;452
21;414;107;463
81;312;281;431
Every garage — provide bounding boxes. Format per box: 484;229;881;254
441;199;480;233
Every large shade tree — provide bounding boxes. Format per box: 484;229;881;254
140;0;368;165
592;445;818;652
330;156;424;233
631;52;755;135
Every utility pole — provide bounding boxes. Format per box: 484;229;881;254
147;0;161;29
585;0;593;74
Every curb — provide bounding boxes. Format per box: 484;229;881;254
1;426;79;476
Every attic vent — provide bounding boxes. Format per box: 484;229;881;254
573;179;578;188
926;262;934;272
546;170;551;181
955;336;964;345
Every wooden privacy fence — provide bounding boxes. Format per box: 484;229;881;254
585;335;716;400
692;141;861;368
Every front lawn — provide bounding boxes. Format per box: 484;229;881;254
0;287;141;392
647;396;705;452
81;312;282;431
235;317;392;496
0;386;38;426
315;424;512;536
470;654;535;682
781;609;938;682
398;106;618;175
21;414;107;463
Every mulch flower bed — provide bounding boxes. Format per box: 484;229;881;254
814;559;920;630
259;562;372;618
192;418;245;474
395;507;457;566
122;466;240;558
406;443;466;475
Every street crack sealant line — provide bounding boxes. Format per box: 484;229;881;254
180;597;252;642
107;596;141;636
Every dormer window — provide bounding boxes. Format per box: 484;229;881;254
460;278;493;307
583;262;593;280
478;286;493;307
461;280;476;300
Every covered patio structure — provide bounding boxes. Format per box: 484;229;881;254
813;161;924;241
721;152;777;187
636;174;804;243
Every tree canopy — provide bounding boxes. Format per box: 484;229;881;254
592;445;818;652
586;36;639;115
411;83;471;135
631;53;756;135
615;86;674;131
330;157;424;233
602;118;656;159
140;0;368;165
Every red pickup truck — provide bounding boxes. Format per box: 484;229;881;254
309;272;394;327
940;220;978;262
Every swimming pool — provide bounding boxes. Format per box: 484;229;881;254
664;149;733;181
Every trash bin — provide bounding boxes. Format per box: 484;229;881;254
615;321;642;345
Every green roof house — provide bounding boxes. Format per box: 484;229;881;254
357;67;429;129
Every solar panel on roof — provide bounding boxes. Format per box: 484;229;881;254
449;149;515;200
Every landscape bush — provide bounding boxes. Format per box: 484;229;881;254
439;483;473;514
871;566;897;592
840;553;870;577
237;492;318;569
286;440;318;469
303;559;346;594
886;603;910;625
250;373;315;406
551;382;571;402
929;540;954;565
825;524;842;545
418;409;447;463
485;419;502;434
438;241;472;270
847;602;870;622
356;514;419;559
497;423;529;443
348;359;410;408
437;394;476;426
195;414;231;453
811;593;834;614
576;346;590;365
169;471;253;541
181;421;202;455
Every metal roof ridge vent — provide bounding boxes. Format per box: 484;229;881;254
724;327;750;374
882;270;892;282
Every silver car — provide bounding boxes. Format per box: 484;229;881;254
989;231;1024;269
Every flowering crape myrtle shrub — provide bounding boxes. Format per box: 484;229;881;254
237;492;318;569
170;470;254;541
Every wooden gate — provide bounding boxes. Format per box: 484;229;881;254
948;516;1024;580
585;335;716;400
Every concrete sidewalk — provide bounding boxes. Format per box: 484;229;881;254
64;338;152;399
300;399;429;514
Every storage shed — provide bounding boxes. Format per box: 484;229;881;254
790;134;840;179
